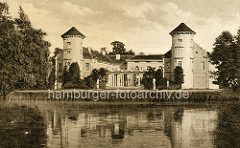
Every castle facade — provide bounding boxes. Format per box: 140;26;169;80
54;23;218;89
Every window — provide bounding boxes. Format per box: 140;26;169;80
67;51;70;54
59;63;62;72
135;66;139;70
67;42;71;45
201;62;205;70
178;39;182;42
177;61;182;67
86;63;90;71
166;64;170;69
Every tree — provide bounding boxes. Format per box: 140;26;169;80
174;66;184;87
126;49;135;55
141;67;155;89
234;28;240;90
109;41;135;55
110;41;126;54
155;69;163;86
48;68;55;89
155;69;167;89
209;31;240;90
62;66;70;86
0;2;17;98
68;62;80;82
0;3;51;98
62;62;81;88
82;68;108;89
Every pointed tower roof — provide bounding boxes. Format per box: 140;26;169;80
170;23;196;35
61;27;85;38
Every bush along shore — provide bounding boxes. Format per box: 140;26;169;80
7;89;240;103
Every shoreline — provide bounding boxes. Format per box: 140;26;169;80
7;89;240;103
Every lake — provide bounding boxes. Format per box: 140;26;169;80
0;100;239;148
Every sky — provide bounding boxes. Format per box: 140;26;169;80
2;0;240;55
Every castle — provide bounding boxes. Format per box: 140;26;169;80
54;23;218;89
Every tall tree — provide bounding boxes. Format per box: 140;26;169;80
209;31;239;90
142;67;156;89
0;2;16;98
155;69;163;87
15;6;51;89
68;62;80;83
0;3;51;98
174;66;184;87
48;68;55;89
62;66;70;85
110;41;126;54
234;28;240;90
155;68;167;89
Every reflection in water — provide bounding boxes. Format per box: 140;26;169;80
3;100;234;148
0;104;46;147
214;104;240;148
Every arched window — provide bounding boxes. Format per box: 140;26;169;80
135;66;139;70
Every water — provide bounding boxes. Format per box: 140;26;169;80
0;100;240;148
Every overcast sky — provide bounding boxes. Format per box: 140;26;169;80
2;0;240;55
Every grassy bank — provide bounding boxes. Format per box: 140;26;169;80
7;89;240;103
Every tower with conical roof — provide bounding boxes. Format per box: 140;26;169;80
170;23;195;89
61;27;85;77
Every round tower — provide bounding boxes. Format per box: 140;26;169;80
170;23;195;89
61;27;85;74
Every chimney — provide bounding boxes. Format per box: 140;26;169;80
101;47;107;56
116;54;120;60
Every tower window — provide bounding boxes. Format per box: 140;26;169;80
67;42;71;45
86;63;90;71
178;39;182;42
67;51;70;54
201;62;205;70
177;61;182;67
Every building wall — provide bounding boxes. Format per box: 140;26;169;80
127;61;163;71
55;27;218;90
163;58;171;80
192;43;209;89
171;32;194;89
62;35;84;77
55;50;64;88
82;59;92;78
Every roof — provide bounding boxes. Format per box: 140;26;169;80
164;50;172;58
108;55;133;64
90;50;113;63
170;23;196;35
127;54;164;61
61;27;85;38
83;48;92;59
